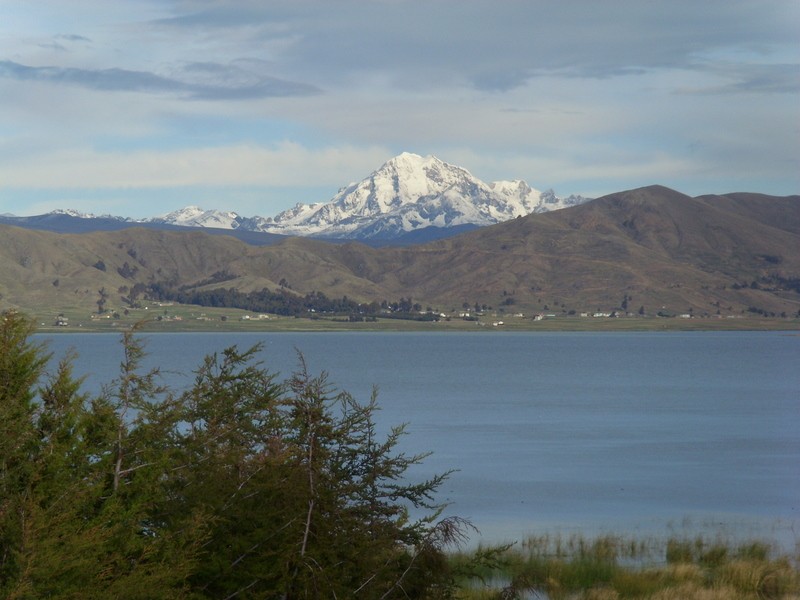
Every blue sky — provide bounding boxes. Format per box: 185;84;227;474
1;0;798;218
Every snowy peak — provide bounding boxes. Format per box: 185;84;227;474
39;154;589;241
378;152;478;202
262;152;588;239
489;180;536;206
153;206;242;229
46;208;133;222
319;152;496;227
331;152;482;214
50;208;96;218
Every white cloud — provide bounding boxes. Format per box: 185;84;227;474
0;0;797;218
0;142;390;190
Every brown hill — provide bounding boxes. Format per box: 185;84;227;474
1;186;798;319
368;185;800;315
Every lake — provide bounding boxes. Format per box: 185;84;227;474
37;330;800;549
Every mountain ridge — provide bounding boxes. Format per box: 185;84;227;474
1;185;798;320
263;152;585;238
1;153;588;243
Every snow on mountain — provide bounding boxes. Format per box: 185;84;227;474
258;152;589;239
47;208;134;221
269;201;326;227
152;206;242;229
42;154;589;241
50;208;95;218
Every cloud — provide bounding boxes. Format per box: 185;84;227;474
0;0;797;217
143;0;800;93
0;59;320;99
677;62;800;95
0;142;389;190
56;34;91;43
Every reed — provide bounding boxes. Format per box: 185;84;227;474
452;533;800;599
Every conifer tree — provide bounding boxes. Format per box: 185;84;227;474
166;344;288;597
0;313;476;598
0;310;49;594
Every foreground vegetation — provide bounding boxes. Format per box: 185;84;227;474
1;310;490;598
453;533;799;599
1;309;797;598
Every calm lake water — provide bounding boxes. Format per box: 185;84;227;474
37;330;800;548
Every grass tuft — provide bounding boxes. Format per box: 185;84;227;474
452;533;800;599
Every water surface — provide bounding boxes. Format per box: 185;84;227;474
38;331;800;546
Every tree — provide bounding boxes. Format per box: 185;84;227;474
0;310;50;593
0;314;205;598
97;287;110;314
0;314;472;598
168;349;469;597
161;344;287;597
10;351;103;599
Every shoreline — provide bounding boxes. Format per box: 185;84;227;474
12;301;799;334
33;316;800;334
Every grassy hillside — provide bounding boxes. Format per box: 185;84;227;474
1;186;798;326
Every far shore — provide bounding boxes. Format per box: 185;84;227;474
22;303;800;334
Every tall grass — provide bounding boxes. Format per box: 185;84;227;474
452;533;800;599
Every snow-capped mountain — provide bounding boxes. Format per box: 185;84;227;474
49;208;133;221
258;153;588;239
31;153;588;241
150;206;242;230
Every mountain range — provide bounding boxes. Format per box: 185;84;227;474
0;153;587;244
1;185;798;320
236;152;587;239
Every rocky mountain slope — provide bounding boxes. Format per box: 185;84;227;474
259;153;586;239
1;186;797;319
1;153;587;243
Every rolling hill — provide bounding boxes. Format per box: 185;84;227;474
1;186;798;320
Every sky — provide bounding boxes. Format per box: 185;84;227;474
1;1;798;218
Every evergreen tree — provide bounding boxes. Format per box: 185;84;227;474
0;310;50;594
166;344;288;597
1;314;205;598
0;312;474;598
